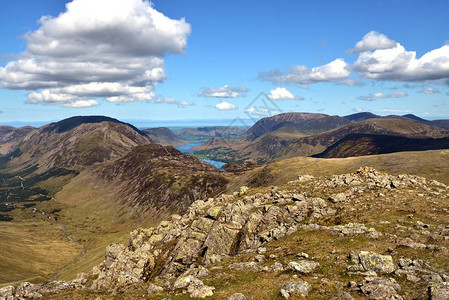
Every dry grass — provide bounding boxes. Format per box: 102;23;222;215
230;150;449;192
0;209;82;287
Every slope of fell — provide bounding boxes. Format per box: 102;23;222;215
243;112;350;141
4;117;152;173
314;133;449;158
143;127;185;146
0;126;35;155
15;167;449;300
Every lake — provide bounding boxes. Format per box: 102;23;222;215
176;142;226;170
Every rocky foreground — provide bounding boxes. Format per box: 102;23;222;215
1;167;449;299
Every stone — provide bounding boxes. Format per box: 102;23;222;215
358;251;395;273
189;284;215;298
173;275;201;290
254;254;265;262
280;281;312;298
203;223;241;264
428;282;449;300
228;293;246;300
328;193;347;203
147;283;164;295
359;277;403;300
0;286;15;300
288;260;320;274
14;282;43;299
206;206;222;220
239;186;249;196
271;262;284;272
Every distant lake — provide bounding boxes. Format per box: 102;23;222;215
176;142;226;170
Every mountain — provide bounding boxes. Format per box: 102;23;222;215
2;116;152;173
400;113;429;123
313;133;449;158
391;113;449;130
174;126;246;142
273;117;449;160
0;125;35;155
143;127;185;146
243;112;350;141
344;112;380;122
195;117;449;163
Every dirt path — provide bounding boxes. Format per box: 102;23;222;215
31;208;87;280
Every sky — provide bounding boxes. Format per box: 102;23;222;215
0;0;448;126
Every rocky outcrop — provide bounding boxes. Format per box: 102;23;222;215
7;167;449;299
81;182;335;295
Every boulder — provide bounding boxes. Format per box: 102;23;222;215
359;277;402;300
147;283;164;295
358;251;395;273
0;286;14;300
228;293;246;300
288;260;320;274
280;281;312;298
328;192;347;203
428;282;449;300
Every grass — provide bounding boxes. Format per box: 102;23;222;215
230;150;449;191
0;209;82;287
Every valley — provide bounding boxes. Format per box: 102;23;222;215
0;113;448;299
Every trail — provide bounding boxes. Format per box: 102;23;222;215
31;207;87;280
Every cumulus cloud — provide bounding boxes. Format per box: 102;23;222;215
0;0;191;107
347;31;396;54
215;101;236;111
422;87;440;94
259;58;350;85
267;87;304;100
260;32;449;86
199;85;248;98
352;108;365;112
357;91;408;101
154;97;194;107
353;43;449;81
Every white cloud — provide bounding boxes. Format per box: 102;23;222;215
422;87;440;94
390;91;408;98
215;101;236;111
354;42;449;81
339;78;365;87
357;91;408;101
259;58;350;85
63;100;100;108
199;85;248;98
0;0;191;108
267;87;303;100
154;97;194;107
352;108;365;112
347;31;396;54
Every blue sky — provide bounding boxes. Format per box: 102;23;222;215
0;0;448;126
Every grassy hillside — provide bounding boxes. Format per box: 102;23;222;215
229;149;449;191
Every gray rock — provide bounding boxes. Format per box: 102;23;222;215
328;192;347;203
147;283;164;295
228;293;246;300
288;260;320;274
280;281;312;298
0;286;14;300
358;251;396;273
428;282;449;300
359;277;403;300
